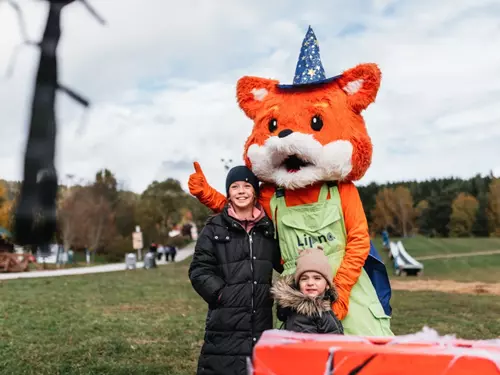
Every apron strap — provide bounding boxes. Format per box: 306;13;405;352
318;181;338;202
326;181;347;239
317;183;329;202
270;194;278;225
270;187;284;221
270;187;287;240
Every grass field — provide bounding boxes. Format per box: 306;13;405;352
2;254;500;375
372;235;500;282
414;255;500;282
371;235;500;257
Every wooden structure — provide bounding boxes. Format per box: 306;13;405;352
0;252;40;273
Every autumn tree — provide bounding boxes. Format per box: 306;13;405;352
184;194;212;231
138;178;188;243
56;171;117;261
371;186;415;237
0;182;10;228
57;186;82;251
392;186;415;237
94;169;119;209
448;193;479;237
371;188;396;233
487;178;500;237
0;182;14;231
74;171;119;257
0;182;7;206
80;185;116;255
78;171;139;262
114;191;140;238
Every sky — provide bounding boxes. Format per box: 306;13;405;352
0;0;499;194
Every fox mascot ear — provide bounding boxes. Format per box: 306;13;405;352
236;76;279;119
337;63;381;114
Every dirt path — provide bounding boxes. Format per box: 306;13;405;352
390;279;500;296
415;249;500;261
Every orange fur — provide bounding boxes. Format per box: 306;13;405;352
188;63;381;320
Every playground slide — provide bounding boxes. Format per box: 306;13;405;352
389;241;424;276
389;242;408;269
396;241;424;269
388;241;399;260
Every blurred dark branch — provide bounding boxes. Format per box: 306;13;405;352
10;0;105;246
1;0;37;80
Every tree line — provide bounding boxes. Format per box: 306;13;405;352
1;171;499;261
358;172;500;238
0;169;211;262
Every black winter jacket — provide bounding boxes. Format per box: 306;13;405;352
189;206;282;375
271;276;344;335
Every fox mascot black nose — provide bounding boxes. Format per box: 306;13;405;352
278;129;293;138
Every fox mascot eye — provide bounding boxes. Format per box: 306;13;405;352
311;115;323;131
268;118;278;133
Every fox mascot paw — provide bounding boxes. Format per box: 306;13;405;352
188;162;226;212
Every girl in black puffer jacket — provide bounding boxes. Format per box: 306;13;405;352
271;247;344;335
189;166;282;375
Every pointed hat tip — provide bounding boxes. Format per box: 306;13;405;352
277;23;341;88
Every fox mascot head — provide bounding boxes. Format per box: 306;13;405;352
235;26;380;190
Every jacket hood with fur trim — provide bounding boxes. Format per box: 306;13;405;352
271;275;338;317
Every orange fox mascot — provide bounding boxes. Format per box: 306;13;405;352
189;26;393;336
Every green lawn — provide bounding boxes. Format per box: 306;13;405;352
372;236;500;282
2;258;500;375
372;235;500;257
416;254;500;282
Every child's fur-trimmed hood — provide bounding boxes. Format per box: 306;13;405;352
271;275;338;317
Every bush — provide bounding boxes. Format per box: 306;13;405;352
101;236;134;263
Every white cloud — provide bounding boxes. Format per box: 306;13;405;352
0;0;499;196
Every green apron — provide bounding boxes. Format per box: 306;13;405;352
270;183;393;337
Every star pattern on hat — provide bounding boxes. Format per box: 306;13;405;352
292;26;327;85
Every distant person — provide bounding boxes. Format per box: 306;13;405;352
168;245;177;262
189;165;283;375
163;245;171;262
271;247;343;334
149;242;157;255
157;244;165;261
181;223;193;239
382;230;390;249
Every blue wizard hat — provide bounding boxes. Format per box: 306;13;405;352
277;26;342;90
